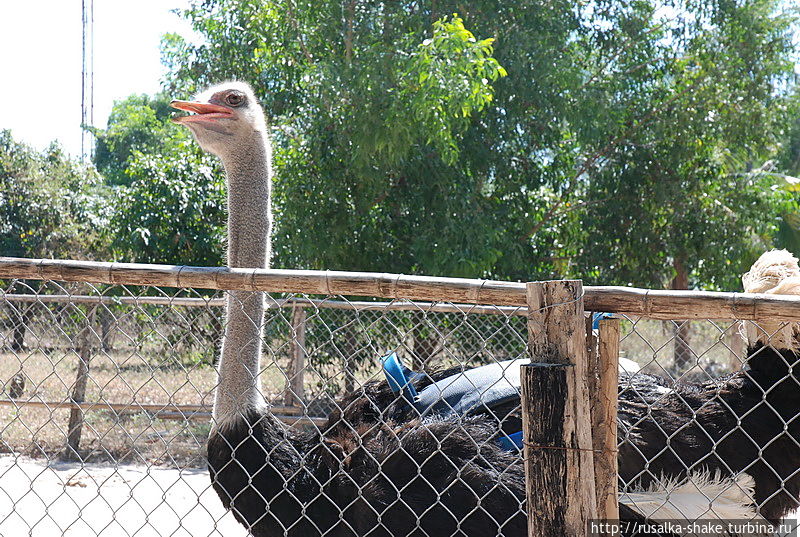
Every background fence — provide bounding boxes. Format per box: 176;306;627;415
1;258;799;536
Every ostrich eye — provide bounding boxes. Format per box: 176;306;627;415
225;92;245;107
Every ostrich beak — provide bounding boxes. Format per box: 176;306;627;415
170;100;233;124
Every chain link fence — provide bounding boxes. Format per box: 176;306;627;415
0;274;798;535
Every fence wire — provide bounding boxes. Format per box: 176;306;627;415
0;278;797;536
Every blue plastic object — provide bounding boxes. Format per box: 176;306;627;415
592;312;614;330
381;352;419;402
497;431;524;451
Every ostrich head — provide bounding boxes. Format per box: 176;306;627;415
170;81;267;158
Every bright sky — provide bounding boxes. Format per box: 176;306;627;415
0;1;196;158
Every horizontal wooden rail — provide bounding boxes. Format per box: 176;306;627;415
0;257;526;306
582;286;800;322
0;292;526;316
2;257;800;320
0;399;327;426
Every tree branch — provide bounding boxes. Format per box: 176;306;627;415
286;0;314;64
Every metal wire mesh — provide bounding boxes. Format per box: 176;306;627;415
0;278;798;535
0;279;530;535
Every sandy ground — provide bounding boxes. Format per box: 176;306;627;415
0;456;247;537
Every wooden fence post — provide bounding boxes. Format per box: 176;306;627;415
522;280;597;536
62;305;97;461
284;305;306;406
593;318;620;528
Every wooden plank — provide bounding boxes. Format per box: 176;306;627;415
594;318;621;529
523;281;597;536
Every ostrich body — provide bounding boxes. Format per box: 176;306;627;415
174;83;782;536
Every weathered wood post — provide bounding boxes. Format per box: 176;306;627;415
62;304;97;461
592;318;621;527
522;280;597;536
283;304;307;406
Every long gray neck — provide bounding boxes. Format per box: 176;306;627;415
213;130;273;425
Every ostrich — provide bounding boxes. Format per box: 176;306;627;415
615;249;800;522
171;81;272;429
172;83;772;536
333;250;800;525
171;81;528;536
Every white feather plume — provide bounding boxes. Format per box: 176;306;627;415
622;471;770;536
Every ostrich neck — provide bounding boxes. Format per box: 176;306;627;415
213;132;273;425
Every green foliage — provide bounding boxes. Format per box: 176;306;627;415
92;94;186;186
90;95;227;266
565;0;799;290
0;130;107;259
157;0;797;288
109;144;226;265
32;0;787;293
394;14;507;163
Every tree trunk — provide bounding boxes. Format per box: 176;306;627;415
62;305;97;461
99;307;113;352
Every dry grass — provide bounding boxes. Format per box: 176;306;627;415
0;347;216;467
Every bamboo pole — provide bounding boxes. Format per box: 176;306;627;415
0;257;527;307
4;257;800;320
0;398;301;415
522;281;597;536
582;286;800;321
62;305;97;461
593;318;620;529
0;292;226;307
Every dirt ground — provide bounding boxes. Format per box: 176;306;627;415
3;456;799;537
0;456;247;537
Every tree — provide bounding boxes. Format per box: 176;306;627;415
568;0;798;292
0;130;107;259
0;130;108;351
91;95;227;266
160;0;797;291
92;94;181;186
162;6;510;277
109;145;226;266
